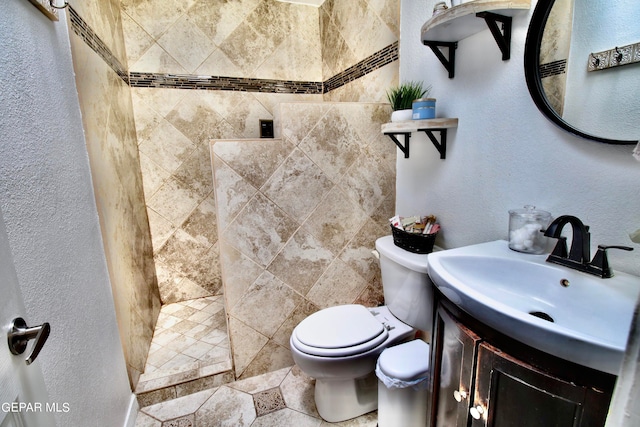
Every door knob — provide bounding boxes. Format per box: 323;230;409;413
7;317;50;365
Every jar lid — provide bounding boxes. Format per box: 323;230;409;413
508;205;551;219
413;98;436;103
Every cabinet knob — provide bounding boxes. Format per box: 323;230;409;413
453;389;467;402
469;404;486;420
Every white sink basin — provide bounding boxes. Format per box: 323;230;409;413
427;240;640;375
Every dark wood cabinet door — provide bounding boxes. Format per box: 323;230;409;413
432;305;482;427
471;342;594;427
431;295;614;427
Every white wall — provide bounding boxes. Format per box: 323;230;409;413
401;2;640;423
0;3;135;426
399;0;640;277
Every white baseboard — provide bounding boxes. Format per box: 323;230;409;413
123;394;139;427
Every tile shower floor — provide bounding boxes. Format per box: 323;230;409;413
135;297;234;405
135;365;378;426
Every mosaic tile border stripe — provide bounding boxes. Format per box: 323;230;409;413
67;7;397;95
68;6;128;84
323;41;399;93
128;73;324;94
539;59;567;78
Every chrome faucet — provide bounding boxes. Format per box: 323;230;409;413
543;215;633;278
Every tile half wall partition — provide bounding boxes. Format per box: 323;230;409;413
212;102;396;379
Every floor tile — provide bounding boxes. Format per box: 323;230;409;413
181;341;215;359
252;387;286;416
138;365;379;426
137;297;233;397
251;408;322;427
137;300;379;425
142;388;216;421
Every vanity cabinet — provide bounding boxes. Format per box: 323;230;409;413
430;300;615;427
432;304;480;427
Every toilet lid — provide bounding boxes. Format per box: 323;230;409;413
293;305;388;357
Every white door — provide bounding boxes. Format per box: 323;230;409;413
0;209;55;427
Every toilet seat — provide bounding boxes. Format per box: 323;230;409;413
292;305;389;357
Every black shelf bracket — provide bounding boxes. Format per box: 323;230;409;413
384;129;449;159
423;41;457;78
476;12;512;60
419;128;448;159
423;12;513;78
385;132;411;158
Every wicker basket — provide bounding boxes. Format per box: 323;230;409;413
391;224;437;254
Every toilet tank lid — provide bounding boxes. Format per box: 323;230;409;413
375;235;430;273
378;339;430;381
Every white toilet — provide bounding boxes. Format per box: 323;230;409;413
290;235;433;422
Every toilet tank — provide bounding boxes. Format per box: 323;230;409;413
375;235;434;334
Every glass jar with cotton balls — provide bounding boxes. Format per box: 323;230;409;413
508;205;552;254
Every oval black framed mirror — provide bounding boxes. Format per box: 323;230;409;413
524;0;639;145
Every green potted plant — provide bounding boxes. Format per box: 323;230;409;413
387;81;432;122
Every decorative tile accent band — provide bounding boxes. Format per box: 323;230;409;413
68;6;128;84
128;72;324;94
67;6;397;94
323;41;399;93
539;59;567;78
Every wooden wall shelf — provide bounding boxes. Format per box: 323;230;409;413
421;0;531;78
382;118;459;159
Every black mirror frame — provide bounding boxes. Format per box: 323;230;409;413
523;0;638;145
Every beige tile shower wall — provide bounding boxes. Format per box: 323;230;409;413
70;0;129;68
67;1;161;389
212;102;396;379
132;88;322;306
122;0;322;81
324;62;399;102
320;0;400;102
122;0;324;305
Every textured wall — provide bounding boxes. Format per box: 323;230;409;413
213;102;395;379
0;3;136;425
402;2;640;425
400;0;640;275
68;1;161;389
